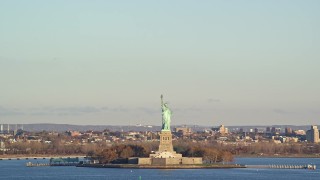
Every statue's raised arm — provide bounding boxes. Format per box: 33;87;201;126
161;94;164;106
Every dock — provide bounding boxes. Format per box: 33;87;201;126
246;164;316;170
0;156;85;161
25;157;81;167
26;162;50;167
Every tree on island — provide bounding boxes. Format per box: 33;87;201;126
90;144;151;164
173;140;234;163
89;140;235;164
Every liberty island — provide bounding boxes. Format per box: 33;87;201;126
138;95;203;166
77;95;244;169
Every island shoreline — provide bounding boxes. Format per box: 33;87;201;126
76;164;246;169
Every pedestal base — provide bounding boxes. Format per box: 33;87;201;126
158;130;173;152
139;130;203;165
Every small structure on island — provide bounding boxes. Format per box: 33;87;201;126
137;95;202;165
50;157;80;166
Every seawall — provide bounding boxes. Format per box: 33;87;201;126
77;164;246;169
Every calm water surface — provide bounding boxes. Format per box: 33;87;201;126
0;158;319;179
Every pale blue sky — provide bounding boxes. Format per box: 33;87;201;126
0;1;319;126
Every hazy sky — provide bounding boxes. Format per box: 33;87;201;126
0;1;319;126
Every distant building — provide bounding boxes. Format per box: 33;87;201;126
285;127;293;136
285;137;299;143
225;127;229;134
270;127;281;135
239;128;244;133
174;127;192;136
66;131;80;137
280;137;286;143
0;140;5;149
294;130;306;135
254;128;264;133
306;125;319;143
212;125;228;135
266;127;271;133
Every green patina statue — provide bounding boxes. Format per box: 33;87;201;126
161;94;172;131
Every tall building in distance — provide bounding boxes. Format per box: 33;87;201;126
266;127;271;133
212;125;228;135
285;127;293;136
306;125;320;143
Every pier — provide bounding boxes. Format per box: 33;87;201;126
26;162;50;167
0;156;85;161
246;164;316;170
25;157;81;167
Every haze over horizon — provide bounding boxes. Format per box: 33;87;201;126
0;1;319;126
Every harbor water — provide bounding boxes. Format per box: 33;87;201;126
0;157;319;179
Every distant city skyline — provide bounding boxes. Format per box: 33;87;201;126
0;1;319;126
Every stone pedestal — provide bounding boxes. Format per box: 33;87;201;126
132;95;203;166
139;130;203;165
149;130;182;159
158;130;173;152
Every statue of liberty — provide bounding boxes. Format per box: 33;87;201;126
161;95;172;131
